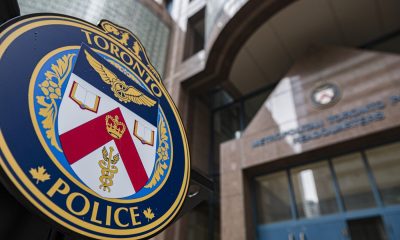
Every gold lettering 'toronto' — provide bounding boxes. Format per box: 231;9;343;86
94;35;109;50
81;29;93;45
151;83;162;98
133;61;146;78
47;178;144;227
120;51;133;66
80;29;163;98
109;42;121;59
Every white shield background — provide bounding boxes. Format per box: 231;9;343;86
57;73;157;199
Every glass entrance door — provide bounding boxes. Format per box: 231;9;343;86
254;141;400;240
347;216;387;240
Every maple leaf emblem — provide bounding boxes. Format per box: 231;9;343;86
143;207;155;222
29;166;51;184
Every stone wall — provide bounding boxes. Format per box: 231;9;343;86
220;46;400;240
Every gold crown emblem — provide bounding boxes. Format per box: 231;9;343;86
105;115;126;139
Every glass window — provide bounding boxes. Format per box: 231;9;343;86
255;171;292;224
165;0;173;14
291;161;338;218
209;87;234;109
366;142;400;206
212;104;241;173
333;153;376;211
213;104;241;140
183;8;205;59
243;90;271;126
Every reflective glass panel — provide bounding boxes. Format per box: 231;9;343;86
291;161;338;218
333;153;376;211
255;171;292;224
244;90;271;126
366;142;400;206
213;104;241;173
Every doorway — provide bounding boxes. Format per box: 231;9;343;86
254;141;400;240
347;216;387;240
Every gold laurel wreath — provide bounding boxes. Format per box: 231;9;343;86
145;117;169;189
36;54;75;152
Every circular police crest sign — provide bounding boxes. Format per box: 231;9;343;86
311;82;341;108
0;14;190;239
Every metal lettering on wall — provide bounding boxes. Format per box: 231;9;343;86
253;95;400;148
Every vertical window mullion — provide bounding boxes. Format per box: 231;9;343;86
286;169;298;220
251;177;261;238
239;101;245;132
209;111;215;175
361;151;384;208
328;159;346;212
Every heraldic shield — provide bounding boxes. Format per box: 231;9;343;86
57;44;159;199
1;15;189;239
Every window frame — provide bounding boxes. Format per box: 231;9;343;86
251;141;400;227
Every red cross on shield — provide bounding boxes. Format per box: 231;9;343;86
57;45;158;199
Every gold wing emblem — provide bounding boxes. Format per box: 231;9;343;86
84;50;156;107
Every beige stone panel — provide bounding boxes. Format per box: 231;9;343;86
384;56;400;86
242;130;292;167
285;46;364;89
189;98;211;173
242;55;400;143
221;195;246;240
243;85;397;140
220;170;243;198
220;140;243;174
239;87;400;166
244;102;276;136
244;47;400;127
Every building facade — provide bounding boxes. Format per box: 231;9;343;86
1;0;400;240
0;1;174;239
162;1;400;240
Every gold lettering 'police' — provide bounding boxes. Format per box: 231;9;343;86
47;178;156;227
